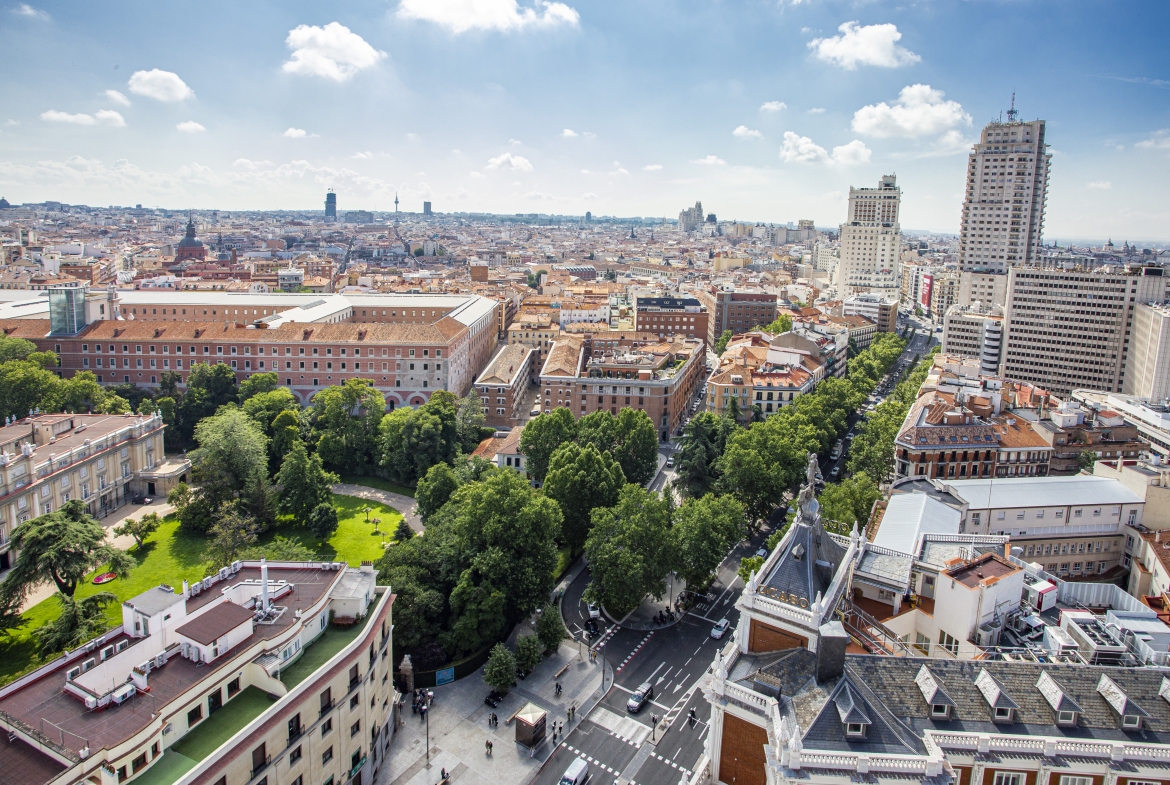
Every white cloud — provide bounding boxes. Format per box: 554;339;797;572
642;164;663;171
397;0;580;34
524;190;553;200
486;152;533;171
1087;181;1113;190
282;22;385;82
1137;131;1170;150
582;192;596;199
41;110;96;125
583;131;596;139
509;138;522;145
176;121;205;133
128;69;194;102
283;128;308;138
808;21;919;70
95;110;125;127
104;90;130;106
733;125;763;139
807;107;826;115
352;151;374;159
11;4;48;20
691;155;726;166
562;128;578;137
760;101;787;112
779;131;869;165
852;84;970;138
232;159;273;169
470;171;485;178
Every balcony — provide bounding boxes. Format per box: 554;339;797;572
287;726;303;745
348;755;367;781
250;755;272;780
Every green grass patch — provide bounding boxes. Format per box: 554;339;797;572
130;749;199;785
171;686;274;760
0;495;398;685
338;473;416;498
553;546;572;582
280;612;374;688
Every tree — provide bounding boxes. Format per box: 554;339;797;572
483;643;516;693
242;388;300;439
575;410;618;454
0;334;36;363
158;370;182;399
95;393;131;414
759;314;793;335
181;408;270;532
515;633;543;673
714;329;733;356
1078;449;1097;472
175;363;240;443
205;506;260;569
672;494;745;591
269;409;303;472
456;391;492;453
307;503;340;542
277;441;339;521
312;379;386;474
446;567;507;656
37;592;118;654
717;444;783;530
518;407;577;482
584;485;674;616
724;395;742;424
416;463;461;523
167;482;192;512
378;392;460;485
113;512;162;549
239;372;280;402
449;470;562;623
535;603;566;652
675;412;735;498
542;442;625;552
0;358;62;420
394;518;414;542
736;555;764;585
614;408;660;485
2;500;134;603
817;473;881;530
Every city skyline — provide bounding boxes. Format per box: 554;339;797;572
1;1;1168;240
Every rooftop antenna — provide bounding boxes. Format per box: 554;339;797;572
1006;92;1018;123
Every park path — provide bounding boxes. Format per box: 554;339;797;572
332;483;423;534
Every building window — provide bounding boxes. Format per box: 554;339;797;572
322;747;333;764
938;631;959;656
188;705;203;726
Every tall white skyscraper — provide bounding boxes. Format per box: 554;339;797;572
958;107;1051;274
835;174;901;298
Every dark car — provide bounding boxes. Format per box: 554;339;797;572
484;691;503;708
584;618;600;637
135;496;153;505
626;682;654;713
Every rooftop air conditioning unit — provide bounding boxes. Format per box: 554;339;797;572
112;684;135;705
85;641;97;652
138;660;152;675
67;666;81;681
180;643;190;659
231;560;242;573
116;640;129;653
154;653;166;668
82;658;96;672
101;645;115;661
218;567;229;580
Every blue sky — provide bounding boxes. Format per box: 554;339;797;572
2;0;1168;241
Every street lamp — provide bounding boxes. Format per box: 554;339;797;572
372;517;381;535
650;713;658;743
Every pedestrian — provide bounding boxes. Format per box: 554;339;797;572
486;739;492;755
489;740;493;755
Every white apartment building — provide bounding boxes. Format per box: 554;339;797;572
835;175;902;298
1001;265;1169;397
1124;300;1170;401
942;302;1004;375
1073;389;1170;457
958;270;1008;307
958;115;1051;275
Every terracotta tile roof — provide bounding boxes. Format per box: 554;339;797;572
477;344;532;385
541;334;584;377
25;318;467;346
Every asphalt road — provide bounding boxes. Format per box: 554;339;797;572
535;520;777;785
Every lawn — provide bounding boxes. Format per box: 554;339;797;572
338;473;416;498
0;492;398;685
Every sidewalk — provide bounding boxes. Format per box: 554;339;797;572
333;483;423;533
379;637;608;785
604;573;689;632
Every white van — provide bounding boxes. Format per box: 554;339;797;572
560;756;589;785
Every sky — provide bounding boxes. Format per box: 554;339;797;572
1;0;1168;241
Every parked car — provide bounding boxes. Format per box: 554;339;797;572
586;602;601;620
830;466;841;478
711;618;730;639
755;547;768;559
666;456;675;468
584;618;600;637
484;691;503;708
626;682;654;713
135;496;153;505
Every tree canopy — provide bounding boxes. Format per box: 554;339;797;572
584;485;674;616
276;440;338;521
311;379;386;474
519;407;577;482
542;441;625;552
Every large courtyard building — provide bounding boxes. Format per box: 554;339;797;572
835;175;902;298
0;560;395;785
958;114;1051;275
694;287;778;346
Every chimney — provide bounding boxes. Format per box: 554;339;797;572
261;558;269;611
816;621;848;683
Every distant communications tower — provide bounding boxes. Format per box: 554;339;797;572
1006;92;1018;123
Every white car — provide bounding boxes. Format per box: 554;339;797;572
711;618;730;639
586;602;601;620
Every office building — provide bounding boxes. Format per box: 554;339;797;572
835;175;902;298
677;201;704;233
631;296;709;344
474;343;535;426
942;302;1004;375
1001;265;1168;397
958;270;1008;307
538;333;705;441
0;412;185;573
1125;301;1170;401
958;114;1051;274
422;201;432;216
705;332;821;422
695;287;777;346
324;189;337;221
1074;390;1170;457
0;559;394;785
841;292;897;332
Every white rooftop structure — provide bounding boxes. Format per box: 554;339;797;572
872;493;961;554
942;476;1145;511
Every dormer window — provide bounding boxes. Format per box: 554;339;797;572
1056;710;1077;726
994;706;1014;722
1123;714;1142;729
931;704;950;719
845;722;866;738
